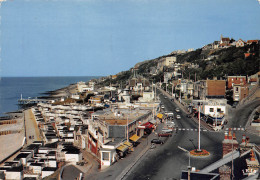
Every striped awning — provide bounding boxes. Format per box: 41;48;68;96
157;113;163;119
129;134;141;142
116;145;128;152
124;141;133;147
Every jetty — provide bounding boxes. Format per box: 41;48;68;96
18;98;54;105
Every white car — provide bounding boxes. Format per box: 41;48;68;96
175;108;180;112
176;115;181;119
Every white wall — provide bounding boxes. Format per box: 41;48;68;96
46;160;57;168
65;153;82;163
42;170;55;179
204;105;226;117
5;171;22;180
32;166;42;174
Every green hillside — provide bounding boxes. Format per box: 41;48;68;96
98;42;260;86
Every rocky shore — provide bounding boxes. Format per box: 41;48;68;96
39;83;78;99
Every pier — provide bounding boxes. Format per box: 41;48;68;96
18;98;54;105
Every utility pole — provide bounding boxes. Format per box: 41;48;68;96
179;89;181;104
127;115;129;142
172;84;174;97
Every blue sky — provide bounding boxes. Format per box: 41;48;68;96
1;0;260;77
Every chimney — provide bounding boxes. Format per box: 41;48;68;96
242;134;246;143
250;150;255;161
228;129;232;140
232;132;236;140
246;137;250;146
224;131;228;140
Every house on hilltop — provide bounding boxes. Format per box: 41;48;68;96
236;39;246;47
220;35;230;48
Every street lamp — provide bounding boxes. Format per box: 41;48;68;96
178;146;191;180
197;102;203;152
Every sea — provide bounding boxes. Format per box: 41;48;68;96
0;76;99;117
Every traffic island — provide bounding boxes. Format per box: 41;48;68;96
190;149;210;157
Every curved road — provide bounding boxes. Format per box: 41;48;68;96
227;99;260;128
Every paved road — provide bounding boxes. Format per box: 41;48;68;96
226;99;260;128
123;90;260;180
82;89;260;180
123;92;224;179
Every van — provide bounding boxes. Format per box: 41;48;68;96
166;112;174;117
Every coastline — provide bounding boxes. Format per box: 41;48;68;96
0;76;99;117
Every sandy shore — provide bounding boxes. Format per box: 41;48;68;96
0;115;25;163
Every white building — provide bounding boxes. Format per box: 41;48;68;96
42;167;57;179
141;91;155;102
192;99;227;117
5;166;23;180
64;150;82;164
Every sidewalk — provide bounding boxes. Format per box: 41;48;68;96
24;109;42;145
83;123;164;180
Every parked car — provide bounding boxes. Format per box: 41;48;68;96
176;115;181;119
151;139;164;144
186;114;191;118
175;108;180;112
158;132;172;137
165;111;174;117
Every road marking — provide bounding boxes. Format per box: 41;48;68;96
203;129;207;131
182;128;185;131
187;129;189;131
191;129;193;131
237;128;240;130
233;128;236;130
195;129;197;131
226;128;229;131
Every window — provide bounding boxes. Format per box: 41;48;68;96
217;108;221;112
102;152;109;161
210;108;214;112
235;87;239;93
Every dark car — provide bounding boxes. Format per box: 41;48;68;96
158;133;172;137
186;114;192;118
151;139;164;144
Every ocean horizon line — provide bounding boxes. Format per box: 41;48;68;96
0;75;103;78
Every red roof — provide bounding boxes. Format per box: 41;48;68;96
237;39;246;43
221;37;230;42
249;78;257;82
141;122;154;129
247;40;258;44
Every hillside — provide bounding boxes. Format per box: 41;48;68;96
98;42;260;86
179;44;260;80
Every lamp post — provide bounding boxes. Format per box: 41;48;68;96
178;146;191;180
172;83;174;97
198;102;202;151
